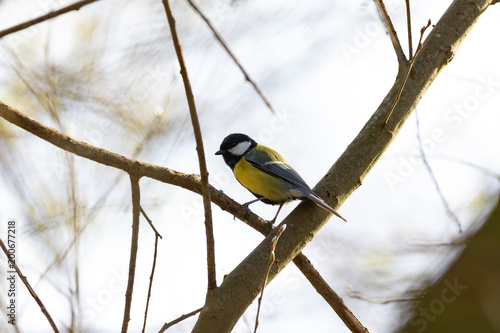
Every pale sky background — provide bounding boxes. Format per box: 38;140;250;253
0;0;500;332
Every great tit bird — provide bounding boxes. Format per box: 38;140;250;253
215;133;347;227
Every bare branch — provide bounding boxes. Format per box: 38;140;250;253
0;101;267;233
161;0;217;291
138;206;163;333
0;100;366;332
405;0;413;60
293;254;369;333
254;225;287;333
185;0;276;113
142;232;160;333
0;238;60;332
415;109;462;232
0;0;102;39
192;0;495;330
1;0;494;330
140;206;163;239
373;0;408;69
121;175;141;333
137;207;162;332
0;101;365;333
158;307;203;332
384;19;431;126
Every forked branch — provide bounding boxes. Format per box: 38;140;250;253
0;100;366;333
373;0;408;69
192;0;495;331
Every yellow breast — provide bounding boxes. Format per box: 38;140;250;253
233;158;291;204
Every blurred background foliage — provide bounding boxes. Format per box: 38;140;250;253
402;193;500;333
0;0;499;332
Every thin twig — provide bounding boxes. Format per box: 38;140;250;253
140;206;163;239
409;238;468;247
139;205;162;332
415;109;462;233
162;0;217;291
121;175;142;333
254;225;286;333
432;155;500;181
184;0;276;114
405;0;413;61
384;19;431;126
142;233;160;333
158;307;203;332
0;0;102;39
373;0;408;69
0;238;60;333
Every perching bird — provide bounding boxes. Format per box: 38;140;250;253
215;133;347;227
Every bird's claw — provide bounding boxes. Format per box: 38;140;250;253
242;203;252;219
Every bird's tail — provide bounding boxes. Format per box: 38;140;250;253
304;191;347;223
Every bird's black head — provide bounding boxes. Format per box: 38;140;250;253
215;133;257;170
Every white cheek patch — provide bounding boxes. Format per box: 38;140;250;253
228;141;251;156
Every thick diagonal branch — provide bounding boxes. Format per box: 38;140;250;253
191;0;495;331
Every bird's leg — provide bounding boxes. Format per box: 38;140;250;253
243;197;263;207
268;203;284;230
242;197;264;218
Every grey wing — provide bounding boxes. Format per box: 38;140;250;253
244;151;312;191
245;151;348;222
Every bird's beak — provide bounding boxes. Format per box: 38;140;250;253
215;149;224;155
